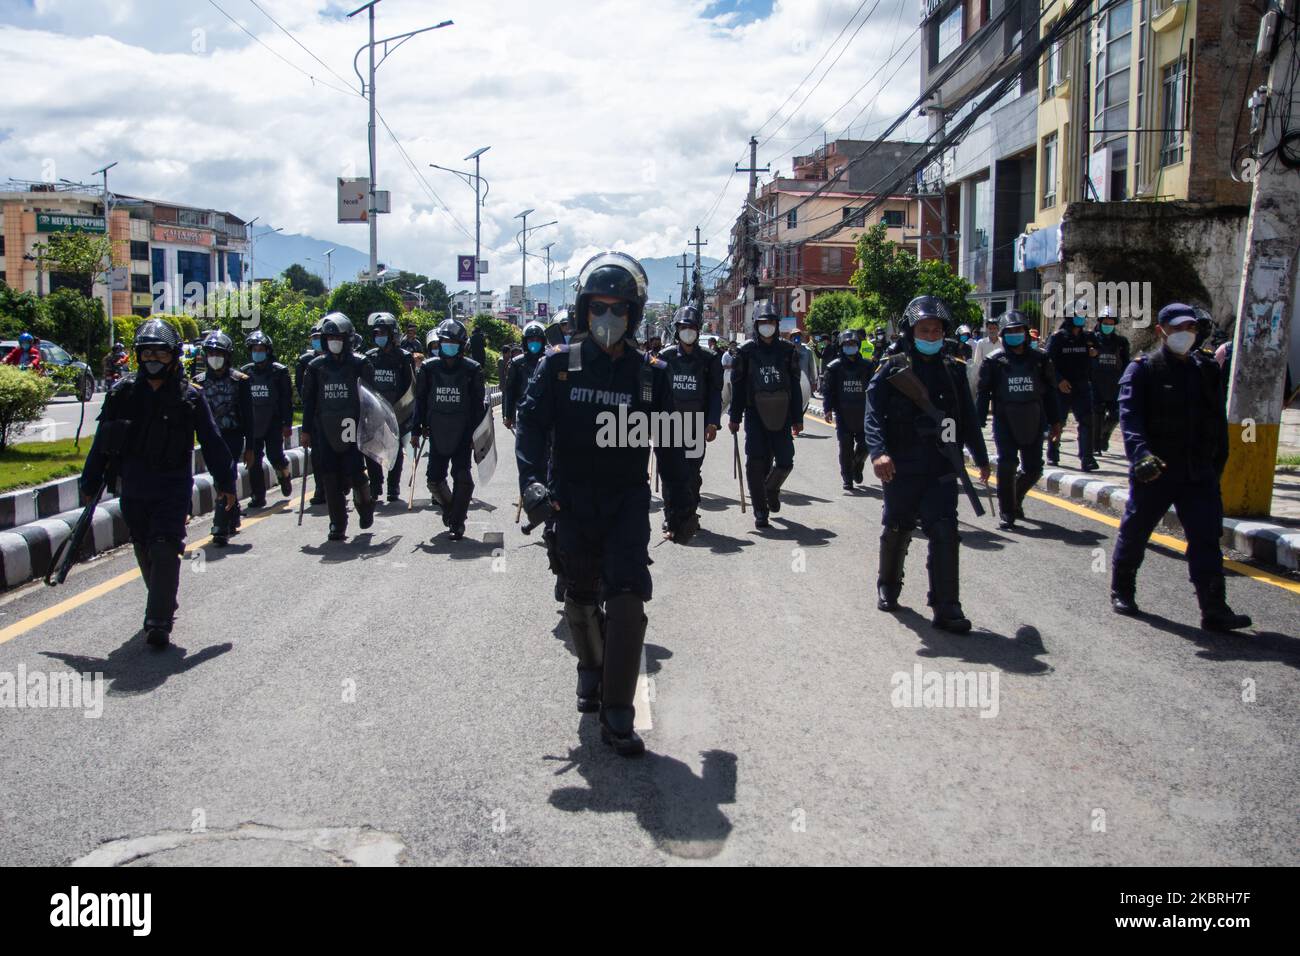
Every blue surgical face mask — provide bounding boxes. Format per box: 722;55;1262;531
914;337;944;356
1100;324;1116;335
440;342;461;358
842;344;858;356
1072;315;1086;327
1003;332;1026;347
311;338;321;352
527;340;542;354
374;335;389;348
959;334;970;343
252;350;268;363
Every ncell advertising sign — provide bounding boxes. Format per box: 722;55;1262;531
338;177;369;223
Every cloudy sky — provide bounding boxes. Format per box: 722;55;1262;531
1;0;923;285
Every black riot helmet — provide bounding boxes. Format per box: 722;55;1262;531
202;331;234;354
673;305;701;330
369;312;399;345
750;299;780;340
436;318;469;345
899;295;953;338
574;252;649;343
134;318;182;380
522;320;546;343
245;329;273;360
319;311;355;355
999;310;1030;334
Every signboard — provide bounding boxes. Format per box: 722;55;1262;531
477;259;488;274
131;292;154;308
338;177;369;223
536;302;548;318
110;266;129;291
153;224;215;246
458;255;476;282
35;213;106;233
508;285;524;307
1088;148;1110;202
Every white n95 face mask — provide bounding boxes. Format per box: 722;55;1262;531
1164;331;1196;355
328;340;344;354
207;355;225;370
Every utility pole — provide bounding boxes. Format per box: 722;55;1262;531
1224;3;1300;516
350;2;453;283
515;208;533;318
735;136;770;332
542;242;555;315
560;267;568;310
92;161;117;350
689;225;708;314
433;147;490;311
678;253;690;308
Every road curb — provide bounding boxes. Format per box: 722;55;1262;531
806;399;1300;572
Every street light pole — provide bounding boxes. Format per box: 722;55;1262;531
350;2;453;283
92;161;117;349
515;208;533;319
542;242;555;315
430;145;490;315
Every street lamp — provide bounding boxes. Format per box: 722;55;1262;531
248;227;283;283
89;162;116;349
515;212;557;318
350;0;453;284
431;145;490;308
541;242;555;315
322;247;336;290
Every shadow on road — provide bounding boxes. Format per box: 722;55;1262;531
698;493;740;513
413;535;497;560
1009;519;1107;547
42;634;233;696
688;527;753;555
199;542;253;563
752;516;836;546
300;534;402;562
781;490;832;507
546;719;737;860
956;528;1010;552
1141;614;1300;671
894;609;1053;675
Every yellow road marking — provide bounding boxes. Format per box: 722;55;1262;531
0;492;303;647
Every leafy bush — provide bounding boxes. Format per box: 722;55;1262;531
471;313;521;353
0;365;55;450
326;282;404;328
805;291;865;338
484;346;502;384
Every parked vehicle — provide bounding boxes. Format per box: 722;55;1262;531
0;340;96;401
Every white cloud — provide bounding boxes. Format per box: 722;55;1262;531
0;0;924;285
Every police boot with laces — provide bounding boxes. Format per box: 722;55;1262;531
1110;566;1139;615
1196;579;1252;632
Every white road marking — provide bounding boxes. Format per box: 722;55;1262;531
635;646;653;731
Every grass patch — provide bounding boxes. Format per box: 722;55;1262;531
0;438;90;493
1278;453;1300;468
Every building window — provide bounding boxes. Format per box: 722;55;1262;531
1042;133;1059;208
228;252;242;284
1044;38;1063;97
821;247;843;275
130;273;151;293
151;247;166;292
1093;0;1133;153
841;207;865;228
936;4;963;64
1161;56;1188;167
130;240;149;261
882;210;905;228
787;209;797;229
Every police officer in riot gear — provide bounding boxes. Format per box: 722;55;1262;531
241;330;294;507
1046;304;1100;471
80;320;237;648
728;299;804;529
658;305;722;523
503;321;548;430
296;321;327;505
823;329;872;491
412;318;485;541
194;331;252;546
1110;304;1251;631
300;313;377;540
1090;307;1131;454
976;312;1063;531
365;312;415;502
516;252;698;757
866;296;991;633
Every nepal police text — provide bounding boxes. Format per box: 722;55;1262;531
594;404;706;459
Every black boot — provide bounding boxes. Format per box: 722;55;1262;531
853;446;867;484
143;538;181;646
320;473;347;540
429;478;452;513
926;525;970;633
764;466;792;514
278;468;293;498
564;598;605;713
354;481;375;530
600;594;647;756
746;461;770;528
1196;578;1252;632
876;526;911;611
1110;565;1139;615
997;464;1018;529
1014;471;1035;520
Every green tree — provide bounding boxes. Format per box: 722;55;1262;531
0;282;43;339
326;282;404;329
851;222;920;326
40;289;104;359
0;364;55;450
804;291;865;338
470;313;520;353
915;258;982;329
282;263;326;297
36;231;114;297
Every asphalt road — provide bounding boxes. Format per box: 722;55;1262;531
16;394;105;444
0;413;1295;866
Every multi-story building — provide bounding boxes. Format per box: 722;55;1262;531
1018;0;1261;327
920;0;1045;319
1;180;249;319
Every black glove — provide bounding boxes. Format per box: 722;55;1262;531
521;481;554;532
664;504;699;545
1134;454;1166;483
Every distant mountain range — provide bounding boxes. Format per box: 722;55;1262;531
254;231;722;305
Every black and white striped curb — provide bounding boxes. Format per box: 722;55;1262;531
806;399;1300;572
0;388;505;590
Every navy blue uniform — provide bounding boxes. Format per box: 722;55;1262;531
658;341;722;517
866;348;989;620
412;355;485;531
365;344;415;500
193;366;252;539
823;352;873;486
240;359;294;503
80;372;235;634
1112;347;1229;587
976;344;1061;520
502;348;545;427
728;337;803;520
1090;329;1131;453
1046;322;1099;466
301;352;376;534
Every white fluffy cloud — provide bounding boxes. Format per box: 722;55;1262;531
1;0;923;284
